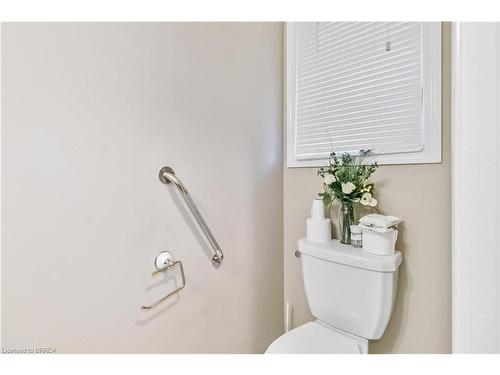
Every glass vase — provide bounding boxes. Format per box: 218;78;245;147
339;201;355;244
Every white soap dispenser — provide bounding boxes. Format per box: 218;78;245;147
306;198;332;242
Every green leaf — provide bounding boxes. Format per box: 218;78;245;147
322;194;332;207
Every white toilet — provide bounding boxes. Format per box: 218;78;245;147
266;238;402;354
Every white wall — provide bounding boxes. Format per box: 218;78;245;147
452;22;500;353
1;23;284;353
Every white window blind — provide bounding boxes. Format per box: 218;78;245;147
291;22;427;161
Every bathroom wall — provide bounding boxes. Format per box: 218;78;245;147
283;23;452;353
452;22;500;353
1;23;283;353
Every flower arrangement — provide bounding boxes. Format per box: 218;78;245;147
318;150;379;207
317;150;379;244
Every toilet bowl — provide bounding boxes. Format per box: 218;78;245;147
266;239;402;354
266;320;368;354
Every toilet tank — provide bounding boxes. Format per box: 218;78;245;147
299;239;402;340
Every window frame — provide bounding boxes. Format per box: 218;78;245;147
286;22;442;167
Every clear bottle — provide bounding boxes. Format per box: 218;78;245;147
350;225;362;248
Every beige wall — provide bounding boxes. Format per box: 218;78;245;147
1;23;283;353
283;23;451;353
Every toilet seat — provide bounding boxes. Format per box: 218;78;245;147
265;320;368;354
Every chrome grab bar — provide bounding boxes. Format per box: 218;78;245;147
159;166;224;267
141;255;186;311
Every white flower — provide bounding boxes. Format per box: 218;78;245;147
324;173;336;185
341;182;356;195
368;197;378;207
360;192;372;205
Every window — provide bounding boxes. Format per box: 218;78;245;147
286;22;441;167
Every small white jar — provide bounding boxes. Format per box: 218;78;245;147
350;225;362;248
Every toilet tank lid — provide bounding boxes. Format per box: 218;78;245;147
298;239;402;272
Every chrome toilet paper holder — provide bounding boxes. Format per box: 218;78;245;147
141;251;186;311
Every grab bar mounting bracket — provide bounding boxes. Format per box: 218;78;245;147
159;166;175;185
